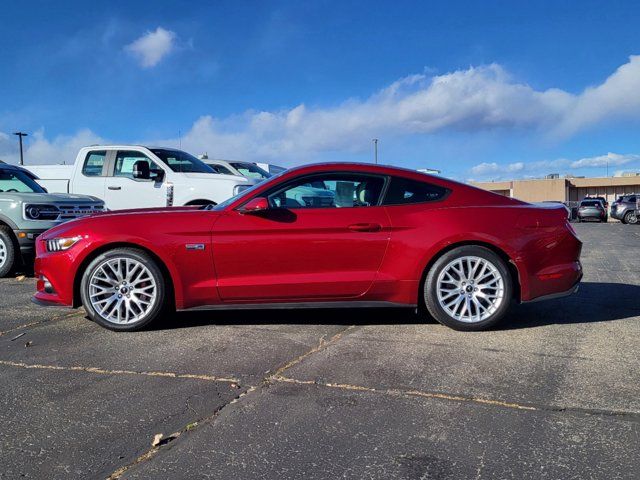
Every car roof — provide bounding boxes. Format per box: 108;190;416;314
0;163;23;172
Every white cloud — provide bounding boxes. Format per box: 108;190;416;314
470;162;525;176
149;55;640;161
469;152;640;180
569;152;640;168
0;129;105;165
125;27;176;68
4;56;640;169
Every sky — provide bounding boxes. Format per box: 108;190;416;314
1;0;640;181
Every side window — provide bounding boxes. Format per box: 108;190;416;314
114;151;155;178
82;151;107;177
628;196;636;203
266;174;385;209
383;177;448;205
210;164;235;175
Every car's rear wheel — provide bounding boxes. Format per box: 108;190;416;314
80;248;166;331
624;210;638;225
0;226;17;278
423;246;512;331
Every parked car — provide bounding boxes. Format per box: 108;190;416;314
33;163;582;332
583;195;609;212
26;146;257;211
203;159;272;181
0;163;104;277
577;199;607;222
611;194;638;224
255;162;287;175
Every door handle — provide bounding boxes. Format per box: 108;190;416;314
108;186;122;191
348;223;382;232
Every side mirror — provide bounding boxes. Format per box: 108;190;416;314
239;197;269;214
132;161;151;180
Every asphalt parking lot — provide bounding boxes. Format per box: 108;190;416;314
1;223;639;479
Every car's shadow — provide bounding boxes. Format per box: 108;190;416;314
154;281;640;331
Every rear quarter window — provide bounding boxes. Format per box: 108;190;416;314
382;177;449;205
82;151;107;177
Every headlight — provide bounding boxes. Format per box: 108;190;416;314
46;236;82;252
24;204;60;220
233;184;252;196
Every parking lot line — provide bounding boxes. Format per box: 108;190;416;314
0;359;241;384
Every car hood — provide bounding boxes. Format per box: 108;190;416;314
40;205;217;240
0;192;103;204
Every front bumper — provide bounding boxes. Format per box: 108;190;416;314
13;229;48;256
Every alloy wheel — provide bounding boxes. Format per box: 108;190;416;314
436;256;505;323
0;238;6;269
88;257;158;324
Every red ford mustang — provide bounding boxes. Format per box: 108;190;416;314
33;163;582;331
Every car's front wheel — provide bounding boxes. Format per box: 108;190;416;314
80;248;167;331
0;226;17;278
423;246;512;331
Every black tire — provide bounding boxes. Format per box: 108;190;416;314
624;211;638;225
423;245;513;331
0;226;17;278
80;248;167;331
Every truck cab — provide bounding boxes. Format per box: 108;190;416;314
28;146;257;210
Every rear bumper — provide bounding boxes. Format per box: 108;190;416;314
610;209;628;220
577;211;605;220
522;272;582;303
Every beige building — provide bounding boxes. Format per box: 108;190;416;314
471;175;640;204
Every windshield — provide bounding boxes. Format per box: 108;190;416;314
0;168;46;193
209;163;235;175
230;162;271;179
581;200;601;207
150;149;215;174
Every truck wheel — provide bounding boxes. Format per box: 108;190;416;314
0;226;17;278
624;211;638;225
423;246;512;331
80;248;167;331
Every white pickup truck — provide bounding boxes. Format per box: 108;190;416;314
26;145;257;210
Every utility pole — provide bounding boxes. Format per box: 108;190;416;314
13;132;28;165
372;138;378;164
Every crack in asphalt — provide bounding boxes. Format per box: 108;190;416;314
105;386;258;480
105;325;358;478
0;310;83;336
0;360;241;384
268;325;357;379
271;375;640;421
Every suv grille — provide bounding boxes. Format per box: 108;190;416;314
58;205;104;220
24;203;104;221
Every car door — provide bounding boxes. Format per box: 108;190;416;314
104;150;167;210
71;150;108;200
212;172;391;301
